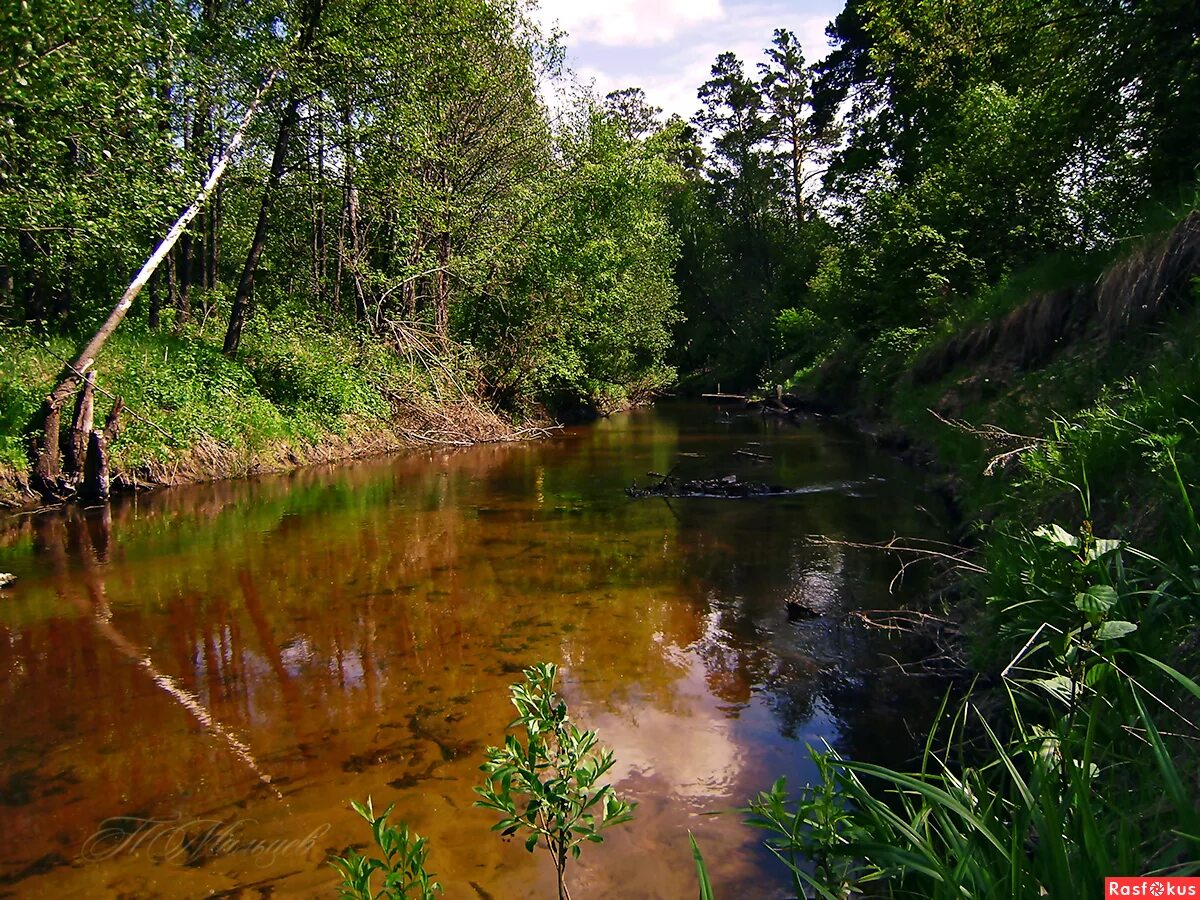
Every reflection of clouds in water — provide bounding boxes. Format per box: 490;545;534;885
572;645;745;804
785;542;846;614
279;636;313;675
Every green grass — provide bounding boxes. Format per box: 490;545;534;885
0;314;420;480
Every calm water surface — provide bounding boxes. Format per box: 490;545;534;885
0;403;951;898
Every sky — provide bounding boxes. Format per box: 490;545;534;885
533;0;845;122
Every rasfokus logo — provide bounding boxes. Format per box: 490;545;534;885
1106;877;1200;896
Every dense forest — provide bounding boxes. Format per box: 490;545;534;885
3;0;1200;895
0;0;682;499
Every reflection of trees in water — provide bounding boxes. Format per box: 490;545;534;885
0;406;954;893
676;512;949;768
0;429;709;880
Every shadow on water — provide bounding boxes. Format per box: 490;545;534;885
0;402;954;898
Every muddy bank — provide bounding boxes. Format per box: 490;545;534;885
0;397;552;510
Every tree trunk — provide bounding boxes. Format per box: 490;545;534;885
209;181;221;288
433;166;452;338
790;123;803;223
433;229;451;337
346;176;368;323
314;100;327;306
222;89;297;355
0;265;12;321
148;267;162;329
81;398;123;503
332;189;348;314
337;100;369;324
174;233;192;332
224;0;324;356
403;224;426;318
28;70;279;495
64;370;96;481
18;230;44;324
166;243;178;318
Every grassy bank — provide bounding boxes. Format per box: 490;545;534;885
753;214;1200;895
0;316;526;507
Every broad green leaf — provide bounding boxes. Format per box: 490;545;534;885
1095;620;1137;640
1074;585;1118;614
1033;524;1079;548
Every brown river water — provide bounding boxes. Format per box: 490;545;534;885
0;402;951;898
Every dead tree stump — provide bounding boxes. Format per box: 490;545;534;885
81;398;122;503
64;371;96;481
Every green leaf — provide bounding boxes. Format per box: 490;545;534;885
1086;538;1122;560
690;833;715;900
1033;524;1079;549
1095;620;1137;640
1074;585;1118;614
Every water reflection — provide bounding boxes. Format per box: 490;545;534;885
0;404;950;897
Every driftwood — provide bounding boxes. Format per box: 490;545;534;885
627;473;799;499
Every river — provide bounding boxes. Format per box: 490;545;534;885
0;402;952;898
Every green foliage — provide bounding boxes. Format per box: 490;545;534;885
1;0;683;454
751;524;1200;898
0;321;411;479
667;32;838;389
474;662;635;900
772;308;829;363
241;317;391;424
860;327;926;387
458;104;681;415
744;767;867;899
330;797;441;900
689;833;715;900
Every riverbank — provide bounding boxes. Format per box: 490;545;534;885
0;320;544;509
736;213;1200;895
786;212;1200;542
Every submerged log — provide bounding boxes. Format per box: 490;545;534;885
786;599;821;621
627;473;798;499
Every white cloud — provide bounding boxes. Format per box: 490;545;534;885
535;0;725;48
549;1;840;122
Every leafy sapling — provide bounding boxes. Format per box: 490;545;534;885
474;662;635;900
329;797;441;900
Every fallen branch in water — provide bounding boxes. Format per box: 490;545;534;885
809;534;985;594
628;473;799;499
849;609;956;631
810;535;985;574
927;408;1054;475
850;610;969;676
